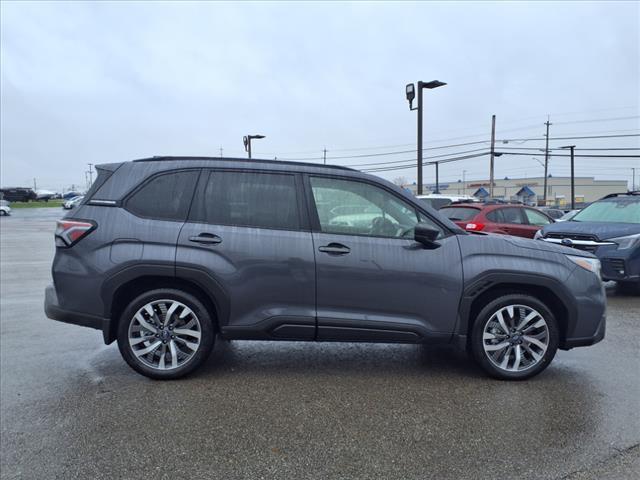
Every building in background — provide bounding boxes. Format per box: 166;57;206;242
405;176;628;206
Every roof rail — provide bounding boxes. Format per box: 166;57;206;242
131;156;356;171
601;191;640;199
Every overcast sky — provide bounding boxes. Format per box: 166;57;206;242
1;1;639;191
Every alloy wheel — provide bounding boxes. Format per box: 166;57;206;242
128;299;202;370
482;304;549;373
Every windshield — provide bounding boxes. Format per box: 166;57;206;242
572;197;640;224
440;206;480;221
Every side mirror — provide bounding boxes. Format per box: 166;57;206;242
414;223;441;248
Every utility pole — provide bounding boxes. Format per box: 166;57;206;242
33;178;37;191
323;148;327;165
87;163;94;186
463;170;467;195
405;80;446;195
434;162;440;193
543;117;551;206
632;168;637;191
561;145;576;209
219;146;223;158
489;114;496;198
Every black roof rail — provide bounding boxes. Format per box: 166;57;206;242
601;191;640;199
131;156;356;172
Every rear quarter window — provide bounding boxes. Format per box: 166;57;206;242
126;170;200;221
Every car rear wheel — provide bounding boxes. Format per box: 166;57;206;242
470;294;559;380
117;289;215;379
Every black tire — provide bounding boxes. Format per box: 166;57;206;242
470;293;559;380
117;288;215;380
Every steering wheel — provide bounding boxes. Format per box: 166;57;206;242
369;216;398;237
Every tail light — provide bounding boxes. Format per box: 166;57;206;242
465;222;485;231
55;220;96;247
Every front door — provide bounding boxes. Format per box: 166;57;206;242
176;170;316;340
306;175;463;343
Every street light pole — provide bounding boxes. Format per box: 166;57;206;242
561;145;576;209
406;80;446;195
489;115;496;198
543;118;551;206
243;134;266;159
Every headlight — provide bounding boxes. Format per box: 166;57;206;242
533;230;543;240
566;255;601;277
609;233;640;250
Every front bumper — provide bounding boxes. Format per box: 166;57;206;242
561;311;606;349
45;284;111;342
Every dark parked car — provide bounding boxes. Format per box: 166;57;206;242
536;192;640;286
0;187;37;202
538;207;567;220
440;203;555;238
45;157;605;380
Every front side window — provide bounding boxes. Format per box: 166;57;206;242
310;176;439;238
190;171;300;230
525;208;552;226
127;170;199;221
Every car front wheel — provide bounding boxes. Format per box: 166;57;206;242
117;289;215;380
470;294;559;380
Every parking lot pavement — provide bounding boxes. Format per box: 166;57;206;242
1;208;639;480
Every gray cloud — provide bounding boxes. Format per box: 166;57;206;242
1;1;638;190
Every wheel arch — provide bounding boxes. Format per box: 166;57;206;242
457;272;576;349
105;272;226;344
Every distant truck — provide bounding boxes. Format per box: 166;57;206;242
0;187;37;202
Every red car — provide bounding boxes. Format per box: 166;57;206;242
439;203;555;238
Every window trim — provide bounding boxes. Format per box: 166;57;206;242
303;173;454;240
123;168;202;222
186;168;309;232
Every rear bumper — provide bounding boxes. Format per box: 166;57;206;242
45;284;111;342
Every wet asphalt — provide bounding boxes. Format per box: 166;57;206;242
0;208;638;480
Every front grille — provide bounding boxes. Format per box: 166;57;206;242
545;233;598;242
571;244;599;253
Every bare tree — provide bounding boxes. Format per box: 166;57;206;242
393;176;408;187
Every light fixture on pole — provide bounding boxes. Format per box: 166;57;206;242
405;80;446;195
243;134;266;159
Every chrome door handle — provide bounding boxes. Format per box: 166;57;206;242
318;243;350;255
189;233;222;245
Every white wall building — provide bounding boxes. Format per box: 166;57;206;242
406;176;628;206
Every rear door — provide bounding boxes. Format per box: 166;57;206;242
487;207;530;237
307;175;463;342
176;169;316;340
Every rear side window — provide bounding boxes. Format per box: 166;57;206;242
441;207;479;221
488;208;525;224
190;171;300;230
126;170;199;221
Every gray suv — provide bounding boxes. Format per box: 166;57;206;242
45;157;606;380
